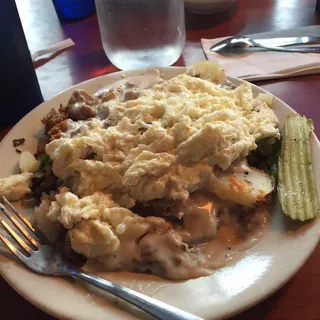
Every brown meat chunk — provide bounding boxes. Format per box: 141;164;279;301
68;89;99;121
124;90;141;101
41;104;69;133
68;89;99;107
41;89;99;137
48;119;70;141
13;138;25;147
69;105;97;121
99;90;118;102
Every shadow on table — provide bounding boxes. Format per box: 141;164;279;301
173;54;186;67
0;276;57;320
70;49;115;82
230;283;289;320
185;1;238;30
0;127;11;141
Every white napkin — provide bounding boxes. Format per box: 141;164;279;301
201;26;320;81
31;38;75;63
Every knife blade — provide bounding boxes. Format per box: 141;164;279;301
210;35;320;52
247;36;320;47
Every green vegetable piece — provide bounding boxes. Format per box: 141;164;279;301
270;163;279;182
38;153;51;168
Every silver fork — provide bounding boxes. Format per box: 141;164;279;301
0;196;203;320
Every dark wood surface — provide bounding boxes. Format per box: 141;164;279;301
1;0;320;319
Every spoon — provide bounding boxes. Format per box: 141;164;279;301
210;36;320;53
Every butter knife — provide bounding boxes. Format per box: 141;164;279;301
210;35;320;52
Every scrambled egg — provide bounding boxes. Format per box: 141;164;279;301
0;173;32;201
45;74;279;207
35;188;171;269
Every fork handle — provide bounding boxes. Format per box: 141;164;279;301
71;270;203;320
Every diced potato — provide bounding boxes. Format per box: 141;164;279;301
256;93;273;107
186;61;226;84
211;164;274;207
19;151;39;173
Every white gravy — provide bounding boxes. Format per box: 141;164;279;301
82;193;269;280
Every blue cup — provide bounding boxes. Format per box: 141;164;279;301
53;0;96;21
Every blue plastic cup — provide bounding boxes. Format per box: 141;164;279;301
53;0;96;21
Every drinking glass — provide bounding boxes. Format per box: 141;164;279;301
95;0;186;70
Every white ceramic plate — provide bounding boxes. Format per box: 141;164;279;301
0;67;320;320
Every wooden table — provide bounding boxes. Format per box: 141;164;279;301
1;0;320;319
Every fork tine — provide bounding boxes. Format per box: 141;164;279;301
2;197;35;231
0;202;39;248
0;220;31;255
0;233;30;264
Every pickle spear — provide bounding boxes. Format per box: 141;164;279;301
278;114;320;221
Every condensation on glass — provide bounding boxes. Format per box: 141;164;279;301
95;0;186;70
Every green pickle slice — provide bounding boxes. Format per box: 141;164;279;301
278;114;320;221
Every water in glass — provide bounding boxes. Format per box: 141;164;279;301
95;0;186;70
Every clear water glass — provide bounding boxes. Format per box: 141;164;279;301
95;0;186;70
